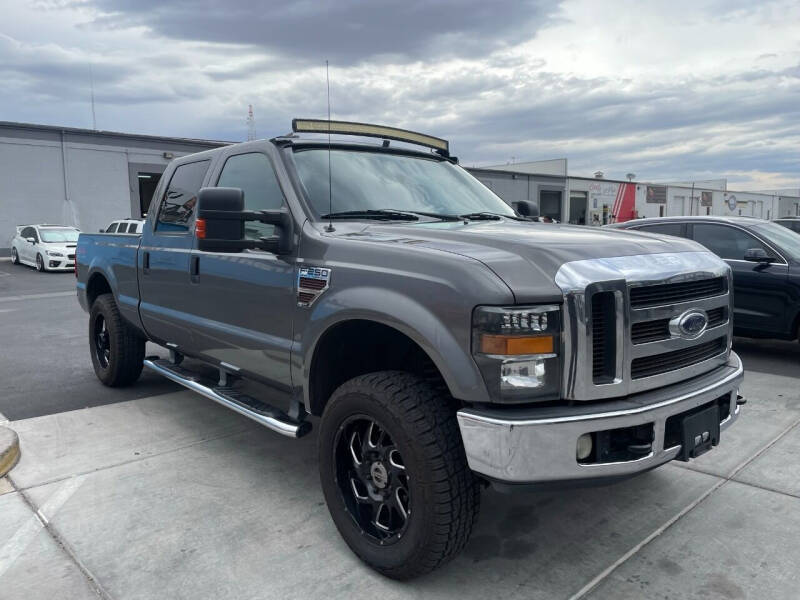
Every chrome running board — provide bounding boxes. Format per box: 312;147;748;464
144;358;311;438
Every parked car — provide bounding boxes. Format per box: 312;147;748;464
608;216;800;342
101;219;144;234
76;120;743;578
11;224;80;271
774;216;800;234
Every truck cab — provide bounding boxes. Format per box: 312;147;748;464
76;120;744;579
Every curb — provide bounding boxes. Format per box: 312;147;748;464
0;426;20;477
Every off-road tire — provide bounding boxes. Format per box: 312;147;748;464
89;293;145;386
36;253;45;272
10;248;19;265
318;371;480;580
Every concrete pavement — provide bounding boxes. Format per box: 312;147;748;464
1;369;798;599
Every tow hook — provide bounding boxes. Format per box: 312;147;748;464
736;395;747;406
627;443;653;456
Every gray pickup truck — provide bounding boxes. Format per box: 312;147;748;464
77;119;744;579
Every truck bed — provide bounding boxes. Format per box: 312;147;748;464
76;232;143;330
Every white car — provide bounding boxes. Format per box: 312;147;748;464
102;219;144;234
10;224;80;272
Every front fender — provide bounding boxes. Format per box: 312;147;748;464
299;286;491;406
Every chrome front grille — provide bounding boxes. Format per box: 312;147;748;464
591;291;616;383
629;277;726;307
630;337;727;379
631;306;727;345
556;251;733;401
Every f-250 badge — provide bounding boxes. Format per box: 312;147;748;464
297;266;331;307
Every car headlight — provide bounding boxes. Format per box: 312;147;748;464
46;250;64;257
472;304;561;402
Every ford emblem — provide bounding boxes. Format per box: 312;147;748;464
669;310;709;340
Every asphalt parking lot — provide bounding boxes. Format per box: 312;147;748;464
1;257;799;599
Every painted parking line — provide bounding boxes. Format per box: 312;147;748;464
0;291;75;303
0;475;84;581
570;413;800;600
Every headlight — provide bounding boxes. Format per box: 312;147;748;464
46;250;64;257
472;305;561;402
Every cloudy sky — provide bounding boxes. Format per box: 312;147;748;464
2;0;799;189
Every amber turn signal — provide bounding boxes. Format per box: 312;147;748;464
195;218;206;239
480;334;554;355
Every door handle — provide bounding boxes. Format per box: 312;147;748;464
142;251;150;274
190;255;200;283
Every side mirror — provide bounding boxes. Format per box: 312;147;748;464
744;247;773;263
196;187;294;255
99;229;105;233
514;200;540;218
26;237;36;244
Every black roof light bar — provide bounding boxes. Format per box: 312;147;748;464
291;118;450;157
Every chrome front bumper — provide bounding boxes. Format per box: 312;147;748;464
457;352;743;485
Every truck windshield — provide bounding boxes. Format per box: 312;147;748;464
39;229;79;243
292;148;516;219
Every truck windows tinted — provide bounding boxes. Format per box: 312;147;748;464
636;223;684;237
217;153;285;239
106;223;118;233
156;160;210;233
691;224;769;260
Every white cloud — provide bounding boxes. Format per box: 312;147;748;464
0;0;798;189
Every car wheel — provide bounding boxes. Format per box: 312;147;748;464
89;293;145;386
10;247;19;265
36;253;45;272
318;371;480;580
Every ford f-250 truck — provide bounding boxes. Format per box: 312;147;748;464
77;119;744;579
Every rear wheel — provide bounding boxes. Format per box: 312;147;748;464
10;248;19;265
318;371;480;579
36;253;45;272
89;293;145;386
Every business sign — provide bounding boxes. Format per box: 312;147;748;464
646;185;667;203
587;181;636;223
701;191;713;207
727;194;737;211
588;181;620;207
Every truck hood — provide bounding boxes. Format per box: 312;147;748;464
331;219;707;302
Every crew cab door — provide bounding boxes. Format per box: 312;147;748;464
689;223;789;334
138;159;212;350
187;150;297;391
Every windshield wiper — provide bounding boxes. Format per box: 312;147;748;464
400;211;462;222
459;212;531;221
320;209;419;221
459;212;504;220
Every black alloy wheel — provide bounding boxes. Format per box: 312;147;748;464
335;416;411;544
36;253;44;272
94;314;111;368
11;248;19;264
88;293;145;386
318;371;480;579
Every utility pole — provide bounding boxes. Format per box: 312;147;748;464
90;63;97;130
246;105;256;141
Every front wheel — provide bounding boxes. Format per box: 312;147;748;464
10;247;19;265
318;371;480;579
36;253;45;272
89;293;145;386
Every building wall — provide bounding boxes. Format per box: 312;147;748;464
0;123;226;251
562;178;800;225
632;186;786;220
467;168;567;220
